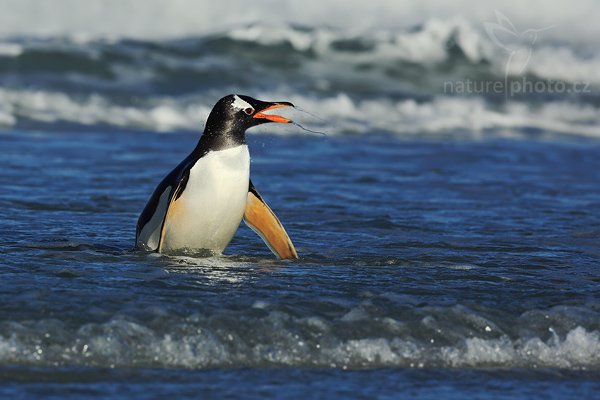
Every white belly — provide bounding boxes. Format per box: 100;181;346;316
160;145;250;255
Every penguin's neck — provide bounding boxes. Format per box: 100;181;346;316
193;123;247;157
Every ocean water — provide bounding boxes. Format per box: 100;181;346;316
1;1;600;398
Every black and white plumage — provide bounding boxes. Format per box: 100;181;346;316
136;94;298;259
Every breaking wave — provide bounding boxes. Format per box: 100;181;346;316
0;305;598;369
1;88;599;137
0;8;598;137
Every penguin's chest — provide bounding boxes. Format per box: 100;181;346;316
160;145;250;255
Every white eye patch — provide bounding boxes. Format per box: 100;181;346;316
231;95;253;111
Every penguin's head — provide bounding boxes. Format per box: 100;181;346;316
204;94;294;138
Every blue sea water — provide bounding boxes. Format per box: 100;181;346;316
1;1;600;398
2;130;599;398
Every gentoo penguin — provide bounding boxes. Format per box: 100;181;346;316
136;94;298;259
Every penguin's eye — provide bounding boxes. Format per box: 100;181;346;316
243;107;255;115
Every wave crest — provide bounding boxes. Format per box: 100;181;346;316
1;307;598;369
1;88;599;138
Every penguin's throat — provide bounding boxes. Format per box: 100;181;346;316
198;127;247;153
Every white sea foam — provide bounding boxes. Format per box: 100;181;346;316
0;314;598;369
224;21;600;85
0;42;22;56
0;88;210;132
443;327;600;368
282;93;600;137
228;17;493;65
528;46;600;84
1;88;599;138
0;107;15;126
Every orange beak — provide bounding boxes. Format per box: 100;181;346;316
253;103;293;124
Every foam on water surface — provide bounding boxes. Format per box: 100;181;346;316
0;309;598;369
1;88;598;138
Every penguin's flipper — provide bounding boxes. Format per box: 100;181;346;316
136;159;192;252
157;168;193;252
244;181;298;260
